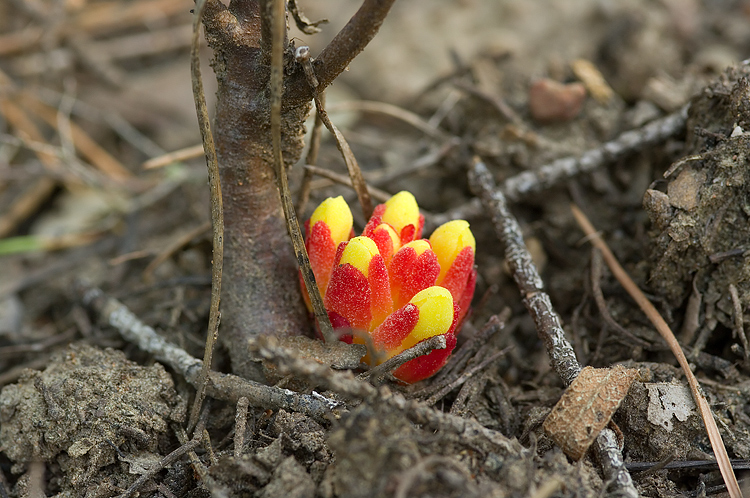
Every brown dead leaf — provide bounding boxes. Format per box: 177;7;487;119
543;365;638;460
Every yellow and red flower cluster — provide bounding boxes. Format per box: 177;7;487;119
302;192;476;383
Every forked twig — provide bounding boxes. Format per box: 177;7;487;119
187;0;224;433
571;204;742;498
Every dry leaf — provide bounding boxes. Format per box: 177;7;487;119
543;365;638;460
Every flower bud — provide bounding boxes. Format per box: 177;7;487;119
325;236;391;331
429;220;476;317
304;196;353;300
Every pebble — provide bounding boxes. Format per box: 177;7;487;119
528;78;587;124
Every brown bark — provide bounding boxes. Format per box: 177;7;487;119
202;0;396;380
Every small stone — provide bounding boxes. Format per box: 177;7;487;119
528;79;587;124
667;167;706;211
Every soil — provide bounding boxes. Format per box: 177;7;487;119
2;0;750;497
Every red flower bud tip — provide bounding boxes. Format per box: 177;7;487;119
389;240;440;309
325;236;391;331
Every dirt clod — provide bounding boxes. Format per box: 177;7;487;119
0;343;184;495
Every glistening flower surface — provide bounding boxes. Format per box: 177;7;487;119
302;191;476;382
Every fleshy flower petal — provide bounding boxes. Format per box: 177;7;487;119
303;196;353;303
389;240;440;309
429;220;476;316
325;236;391;330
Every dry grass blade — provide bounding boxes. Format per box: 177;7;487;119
187;0;224;433
21;95;132;182
303;164;391;202
142;143;204;169
268;1;335;344
326;100;450;140
570;204;742;498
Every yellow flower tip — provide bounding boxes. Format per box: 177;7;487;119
310;196;353;246
402;286;454;349
373;223;401;253
339;236;380;277
429;220;475;279
382;191;420;234
400;239;431;256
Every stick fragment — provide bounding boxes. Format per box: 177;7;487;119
502;105;688;202
78;285;338;423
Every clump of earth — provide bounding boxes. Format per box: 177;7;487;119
0;344;185;497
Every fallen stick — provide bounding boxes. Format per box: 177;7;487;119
502;105;688;201
77;284;339;423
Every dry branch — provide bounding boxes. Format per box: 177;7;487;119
254;336;521;454
502;105;688;202
78;284;339;424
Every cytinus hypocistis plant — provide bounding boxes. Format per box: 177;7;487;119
301;192;476;383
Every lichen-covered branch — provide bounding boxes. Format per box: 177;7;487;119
469;159;579;385
503;105;688;202
468;159;638;498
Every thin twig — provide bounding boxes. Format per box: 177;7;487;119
729;284;749;362
420;310;511;398
424;348;509;406
142;221;211;282
357;335;447;385
142;144;204;169
308;80;373;218
571;204;742;498
303;164;391;202
468;158;638;498
188;0;224;434
117;431;203;498
502;105;688;202
590;248;653;350
270;36;336;344
326;100;451;141
284;0;398;109
295;75;325;215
